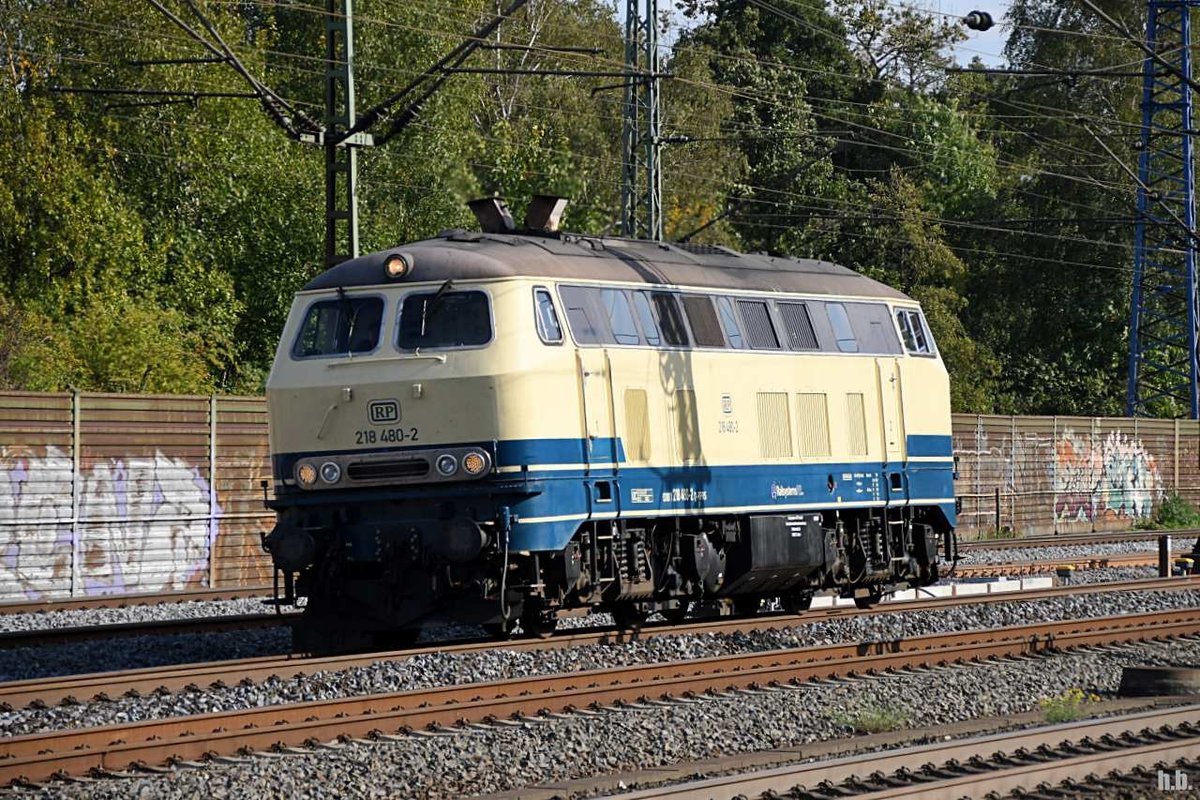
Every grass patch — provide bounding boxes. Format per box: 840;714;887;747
974;526;1018;541
1038;688;1100;723
1139;493;1200;530
832;701;909;734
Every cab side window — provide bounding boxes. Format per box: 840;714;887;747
896;308;932;354
534;288;563;344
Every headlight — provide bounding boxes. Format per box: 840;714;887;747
462;451;487;475
297;463;318;486
319;461;342;483
384;253;409;279
435;454;458;476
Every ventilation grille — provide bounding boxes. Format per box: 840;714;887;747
796;393;831;457
846;393;868;456
347;459;430;481
757;392;793;458
779;302;819;350
674;388;702;462
624;388;652;462
674;242;739;257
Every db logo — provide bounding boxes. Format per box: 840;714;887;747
368;399;401;425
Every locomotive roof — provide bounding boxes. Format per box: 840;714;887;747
304;230;911;302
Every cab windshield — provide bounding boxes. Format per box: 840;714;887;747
292;296;383;358
396;290;492;350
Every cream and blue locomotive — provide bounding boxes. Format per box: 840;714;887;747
263;197;956;650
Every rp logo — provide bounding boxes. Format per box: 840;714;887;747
368;399;401;425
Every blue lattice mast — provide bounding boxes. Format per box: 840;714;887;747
1127;0;1199;418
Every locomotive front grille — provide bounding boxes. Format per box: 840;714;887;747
346;458;430;481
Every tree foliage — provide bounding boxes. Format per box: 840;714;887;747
0;0;1158;416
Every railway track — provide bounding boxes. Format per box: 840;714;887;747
1;552;1178;652
954;551;1171;577
957;528;1198;550
0;586;272;616
601;704;1200;800
0;611;293;651
2;608;1198;785
3;576;1195;710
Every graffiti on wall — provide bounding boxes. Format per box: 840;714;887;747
1053;430;1162;522
0;446;221;600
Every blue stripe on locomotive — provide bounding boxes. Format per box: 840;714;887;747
274;434;955;553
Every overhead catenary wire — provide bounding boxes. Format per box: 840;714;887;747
9;1;1151;268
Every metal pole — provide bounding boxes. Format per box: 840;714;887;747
645;0;661;241
70;391;81;597
619;0;662;241
208;394;218;589
324;0;360;266
1128;0;1200;418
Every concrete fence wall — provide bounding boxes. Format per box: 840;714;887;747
0;392;273;601
1;391;1196;601
952;414;1200;537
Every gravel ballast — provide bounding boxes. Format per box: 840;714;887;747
3;586;1198;739
10;633;1200;799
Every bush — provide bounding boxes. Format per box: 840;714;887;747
1038;687;1100;723
1144;493;1200;531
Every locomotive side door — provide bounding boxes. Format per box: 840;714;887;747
576;348;618;480
876;357;906;467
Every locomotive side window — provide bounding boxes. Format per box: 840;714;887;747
601;289;642;345
777;302;819;350
896;308;932;354
396;290;492;350
559;286;606;344
681;295;726;348
650;292;690;347
293;296;384;358
736;299;781;349
630;292;662;346
533;288;562;344
715;297;746;349
825;303;859;353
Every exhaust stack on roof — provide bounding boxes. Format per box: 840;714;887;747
524;195;569;233
467;197;516;234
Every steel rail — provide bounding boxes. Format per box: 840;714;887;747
601;704;1200;800
954;552;1170;577
3;576;1196;710
0;613;293;651
0;586;272;616
2;609;1199;784
958;529;1199;550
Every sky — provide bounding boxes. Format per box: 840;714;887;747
927;0;1013;66
635;1;1015;67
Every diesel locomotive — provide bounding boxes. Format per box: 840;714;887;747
263;197;957;651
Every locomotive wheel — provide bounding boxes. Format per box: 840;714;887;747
783;591;813;615
521;610;558;639
612;604;650;631
853;591;882;610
